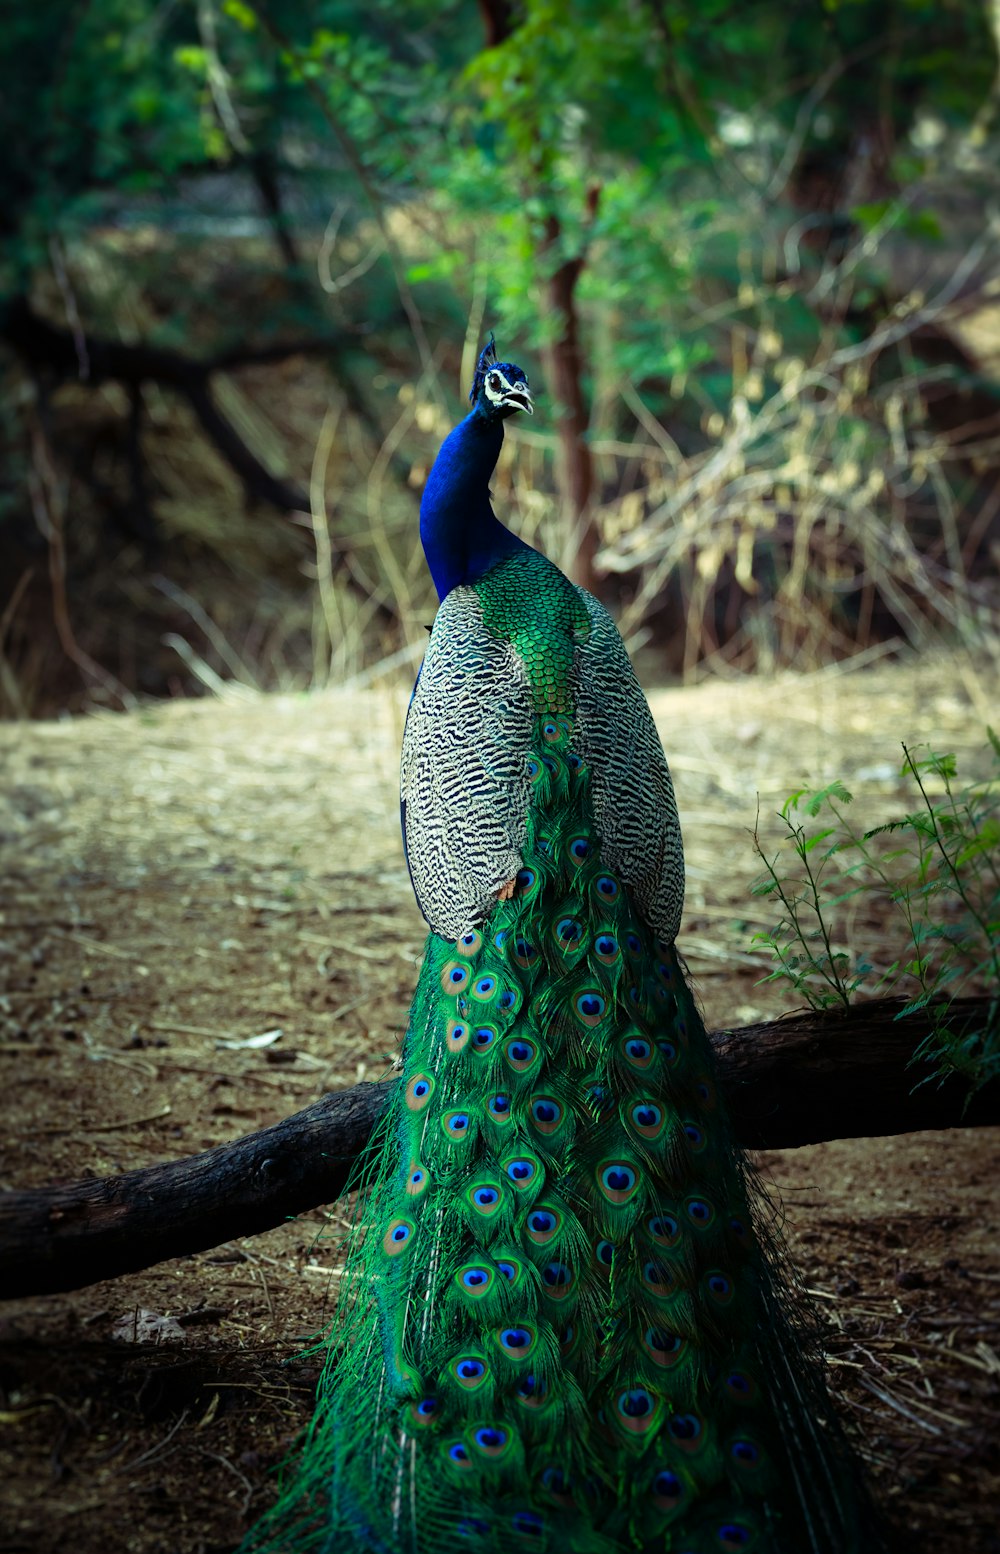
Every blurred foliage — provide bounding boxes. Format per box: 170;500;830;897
1;0;999;711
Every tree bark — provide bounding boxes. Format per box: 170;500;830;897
473;1;600;590
1;998;995;1301
540;204;600;591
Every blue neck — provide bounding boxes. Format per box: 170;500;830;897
420;408;530;600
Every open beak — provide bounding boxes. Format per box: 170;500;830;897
501;386;534;416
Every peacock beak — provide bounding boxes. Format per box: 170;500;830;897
501;385;533;416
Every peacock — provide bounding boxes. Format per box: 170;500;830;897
246;339;885;1554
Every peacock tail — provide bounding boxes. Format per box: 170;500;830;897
242;344;883;1554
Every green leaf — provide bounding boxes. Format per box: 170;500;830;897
173;45;207;73
800;826;837;853
956;818;1000;866
222;0;257;28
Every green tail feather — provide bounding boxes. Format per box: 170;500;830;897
243;716;880;1554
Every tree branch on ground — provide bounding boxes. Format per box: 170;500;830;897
3;997;995;1301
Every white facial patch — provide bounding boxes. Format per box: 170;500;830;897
484;368;532;411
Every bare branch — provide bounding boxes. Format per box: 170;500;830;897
2;998;995;1301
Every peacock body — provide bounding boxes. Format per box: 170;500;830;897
247;343;881;1554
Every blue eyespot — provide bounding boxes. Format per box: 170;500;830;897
473;1186;498;1207
619;1388;653;1418
653;1469;682;1500
732;1439;759;1465
717;1524;752;1550
449;1442;469;1463
576;992;606;1020
543;1261;571;1286
498;990;517;1010
496;1261;517;1280
529;1211;555;1233
458;1359;484;1380
570;838;590;861
506;1159;536;1183
597;1240;615;1266
463;1267;489;1288
474;1426;506;1450
489;1093;511;1115
515;868;535;890
474;975;496;997
596;875;618;898
648;1214;679;1242
417;1396;437;1416
512;1511;544;1537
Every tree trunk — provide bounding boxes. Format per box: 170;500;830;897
473;1;600;590
540;206;600;591
1;998;995;1301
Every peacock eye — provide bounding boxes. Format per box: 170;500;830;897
487;371;501;390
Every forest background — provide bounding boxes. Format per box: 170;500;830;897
2;0;999;712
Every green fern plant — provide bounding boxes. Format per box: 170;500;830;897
750;732;1000;1093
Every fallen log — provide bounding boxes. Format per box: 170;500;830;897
2;997;995;1300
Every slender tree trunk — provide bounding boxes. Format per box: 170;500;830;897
540;205;599;591
475;0;600;590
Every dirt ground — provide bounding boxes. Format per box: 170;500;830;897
1;649;998;1554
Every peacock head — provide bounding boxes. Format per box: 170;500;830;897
469;334;533;421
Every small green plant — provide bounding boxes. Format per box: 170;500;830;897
751;733;1000;1093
